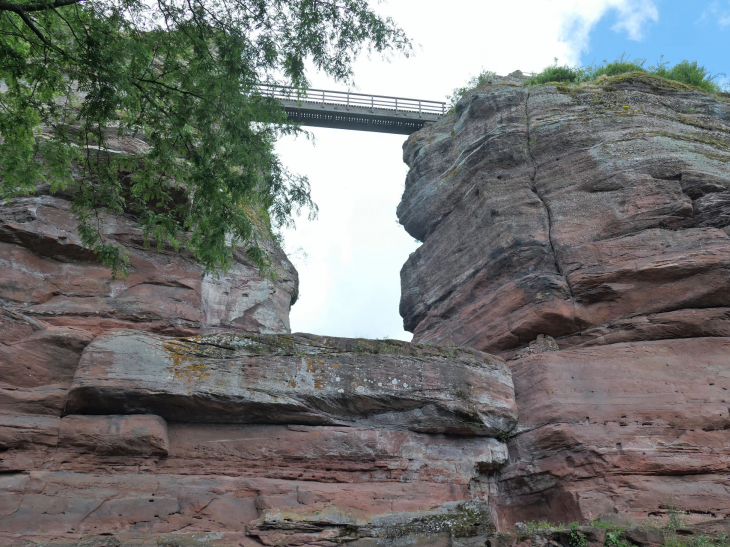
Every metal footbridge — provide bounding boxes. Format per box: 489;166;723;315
258;85;447;135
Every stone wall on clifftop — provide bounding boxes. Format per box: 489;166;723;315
397;71;730;526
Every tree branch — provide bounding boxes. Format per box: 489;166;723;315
2;5;50;44
0;0;81;13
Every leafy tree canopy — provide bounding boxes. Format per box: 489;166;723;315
0;0;410;276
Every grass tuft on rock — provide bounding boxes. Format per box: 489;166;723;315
526;55;725;94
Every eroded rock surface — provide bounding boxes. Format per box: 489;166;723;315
0;185;521;544
67;331;516;435
0;193;298;337
0;328;515;545
497;337;730;526
397;72;730;525
398;72;730;355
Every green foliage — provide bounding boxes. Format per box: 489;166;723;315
604;530;632;547
665;499;684;533
523;521;554;534
568;522;588;547
448;69;497;107
664;534;728;547
527;59;583;85
0;0;410;277
526;55;724;95
584;54;648;79
654;60;723;93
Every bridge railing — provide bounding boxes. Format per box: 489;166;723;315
256;84;446;116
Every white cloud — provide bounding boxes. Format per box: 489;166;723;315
557;0;658;59
702;1;730;27
611;0;659;39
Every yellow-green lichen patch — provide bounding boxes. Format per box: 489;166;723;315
163;340;212;393
699;151;730;163
601;72;700;94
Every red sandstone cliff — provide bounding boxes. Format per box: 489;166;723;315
0;186;516;543
2;70;730;546
398;72;730;526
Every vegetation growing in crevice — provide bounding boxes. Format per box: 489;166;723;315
512;501;730;547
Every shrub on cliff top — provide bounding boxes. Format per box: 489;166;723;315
527;61;584;85
448;69;498;107
653;60;723;93
527;55;724;93
584;54;648;79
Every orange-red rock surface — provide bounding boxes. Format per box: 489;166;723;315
497;337;730;527
3;71;730;544
0;192;298;336
398;73;730;355
0;332;514;546
0;189;518;545
397;72;730;526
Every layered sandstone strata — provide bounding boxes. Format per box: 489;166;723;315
0;333;516;546
397;72;730;525
399;72;730;355
1;188;299;425
497;337;730;527
0;188;517;545
68;331;516;435
0;192;298;337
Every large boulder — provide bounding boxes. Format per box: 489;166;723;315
67;331;517;436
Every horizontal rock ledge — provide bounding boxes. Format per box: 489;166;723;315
66;330;517;436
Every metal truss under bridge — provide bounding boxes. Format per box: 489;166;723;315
258;85;447;135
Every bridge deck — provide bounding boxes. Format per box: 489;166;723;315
258;85;446;135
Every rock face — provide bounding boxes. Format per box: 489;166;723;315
498;337;730;527
397;72;730;525
0;192;298;336
0;332;515;546
68;331;516;435
0;186;516;545
0;166;518;546
5;70;730;544
399;72;730;355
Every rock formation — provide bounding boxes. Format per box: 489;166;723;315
3;70;730;545
1;330;515;546
0;188;517;545
398;72;730;526
0;191;298;337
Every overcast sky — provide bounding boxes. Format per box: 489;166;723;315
277;0;729;341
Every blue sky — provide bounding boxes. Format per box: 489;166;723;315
579;1;728;87
278;0;729;341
